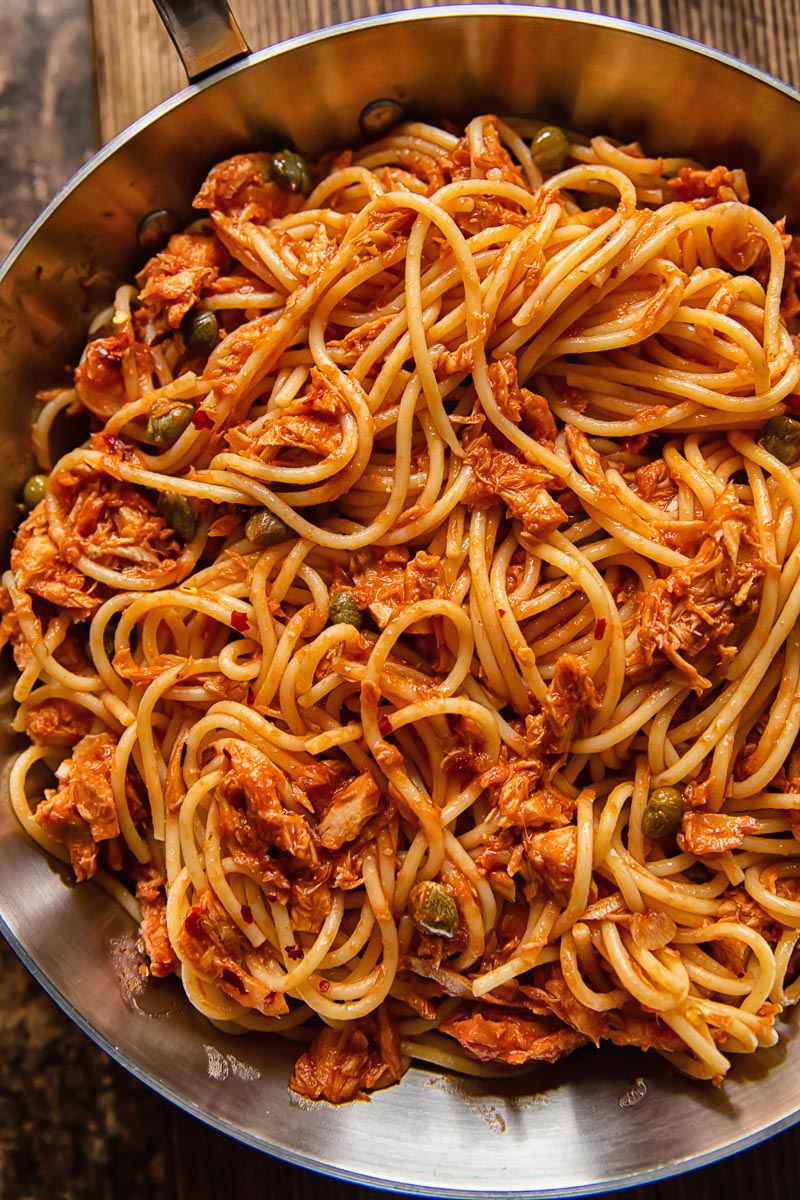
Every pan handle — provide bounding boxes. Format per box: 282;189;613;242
152;0;250;81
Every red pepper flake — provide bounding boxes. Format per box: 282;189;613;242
318;979;331;993
285;945;304;961
183;907;203;938
594;618;607;640
95;342;122;363
378;715;392;736
241;905;254;924
221;967;246;993
101;432;136;462
231;611;249;633
498;608;506;618
266;893;278;902
192;408;214;430
306;387;327;409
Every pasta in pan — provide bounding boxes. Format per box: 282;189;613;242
5;114;800;1100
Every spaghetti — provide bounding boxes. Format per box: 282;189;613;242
5;115;800;1100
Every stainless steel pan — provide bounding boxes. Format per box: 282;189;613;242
2;5;800;1194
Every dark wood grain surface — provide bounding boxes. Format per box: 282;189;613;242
2;0;800;1196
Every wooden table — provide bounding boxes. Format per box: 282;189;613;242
2;1;800;1196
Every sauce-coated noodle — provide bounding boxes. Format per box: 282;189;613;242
5;116;800;1100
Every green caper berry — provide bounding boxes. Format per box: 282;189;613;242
410;881;459;939
136;208;181;253
759;414;800;465
531;125;569;172
269;149;311;195
147;404;194;447
23;474;49;508
244;509;292;546
328;591;363;630
181;308;219;355
359;98;405;139
158;492;198;542
642;785;684;839
683;861;711;884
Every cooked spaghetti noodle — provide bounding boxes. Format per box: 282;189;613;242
5;115;800;1099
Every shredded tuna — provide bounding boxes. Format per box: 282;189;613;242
678;812;760;857
136;230;229;327
351;548;447;629
11;504;100;620
318;773;382;850
463;431;566;542
0;588;33;671
194;153;292;224
493;763;576;831
24;697;93;747
289;862;334;934
634;459;677;505
290;1009;403;1102
524;826;577;905
524;969;686;1053
631;489;764;690
443;120;528;189
669;164;750;205
225;379;348;462
216;741;316;872
440;1005;588;1066
488;354;558;443
389;977;438;1021
178;889;289;1015
525;654;601;760
11;463;187;613
34;733;121;880
139;893;179;978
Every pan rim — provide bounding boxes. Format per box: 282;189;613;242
2;5;800;1194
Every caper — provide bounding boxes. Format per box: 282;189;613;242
269;149;311;195
359;98;405;139
136;208;181;254
759;414;800;465
531;124;570;172
244;509;292;546
146;404;194;447
410;880;459;939
328;591;363;629
683;861;711;884
181;308;219;355
642;786;684;839
158;492;198;542
23;474;49;508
